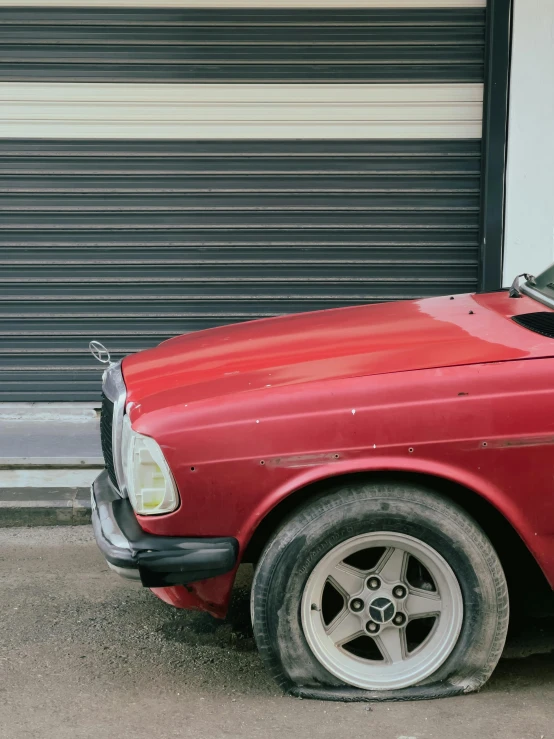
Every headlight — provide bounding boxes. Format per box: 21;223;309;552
121;414;179;515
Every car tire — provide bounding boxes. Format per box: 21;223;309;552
251;480;509;701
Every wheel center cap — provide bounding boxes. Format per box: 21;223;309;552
369;596;396;624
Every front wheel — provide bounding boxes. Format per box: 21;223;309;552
251;482;509;700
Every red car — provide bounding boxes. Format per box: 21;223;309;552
91;267;554;700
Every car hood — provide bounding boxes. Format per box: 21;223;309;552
123;291;552;414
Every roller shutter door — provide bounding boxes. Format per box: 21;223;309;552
0;4;486;401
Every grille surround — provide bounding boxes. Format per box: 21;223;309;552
100;360;127;493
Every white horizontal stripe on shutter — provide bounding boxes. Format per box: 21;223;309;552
0;1;487;8
0;83;484;139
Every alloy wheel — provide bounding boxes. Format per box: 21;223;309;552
301;532;463;690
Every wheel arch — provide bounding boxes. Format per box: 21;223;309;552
243;469;551;614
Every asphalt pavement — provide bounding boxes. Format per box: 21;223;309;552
0;526;552;739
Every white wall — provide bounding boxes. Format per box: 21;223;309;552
503;0;554;284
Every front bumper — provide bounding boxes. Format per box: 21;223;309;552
91;470;238;587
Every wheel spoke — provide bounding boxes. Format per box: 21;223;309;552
405;590;442;618
328;562;365;598
376;626;405;664
326;610;362;646
376;547;407;583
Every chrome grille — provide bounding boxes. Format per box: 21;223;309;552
100;392;117;487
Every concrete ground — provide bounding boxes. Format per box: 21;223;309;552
0;527;552;739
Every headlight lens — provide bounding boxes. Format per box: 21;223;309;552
121;414;179;515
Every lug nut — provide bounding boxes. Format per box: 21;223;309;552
393;585;407;599
350;598;364;613
366;576;381;591
366;621;380;634
393;613;406;626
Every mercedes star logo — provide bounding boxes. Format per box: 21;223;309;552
89;340;111;365
368;596;396;624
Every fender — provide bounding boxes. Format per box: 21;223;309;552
239;453;553;586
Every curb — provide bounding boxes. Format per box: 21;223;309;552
0;488;92;527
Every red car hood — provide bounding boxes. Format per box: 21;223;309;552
123;291;552;412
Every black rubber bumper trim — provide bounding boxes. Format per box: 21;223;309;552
91;469;238;587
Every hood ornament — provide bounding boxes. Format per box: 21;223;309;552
89;340;111;365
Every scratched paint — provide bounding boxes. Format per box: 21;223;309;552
481;434;554;449
267;452;342;469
